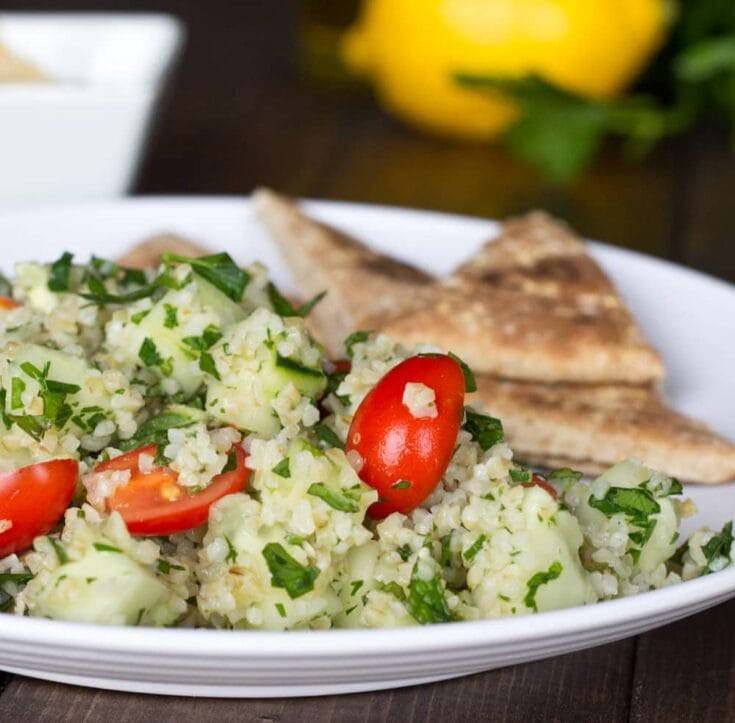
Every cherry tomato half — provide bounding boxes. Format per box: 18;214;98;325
0;296;18;310
0;459;79;557
346;355;465;518
99;444;249;536
523;474;558;499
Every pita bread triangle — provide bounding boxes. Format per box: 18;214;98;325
252;187;433;356
470;376;735;484
380;212;665;383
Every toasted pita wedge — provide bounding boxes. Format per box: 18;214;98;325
470;376;735;484
381;213;664;384
116;234;210;269
252;188;434;356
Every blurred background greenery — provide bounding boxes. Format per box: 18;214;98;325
301;0;735;182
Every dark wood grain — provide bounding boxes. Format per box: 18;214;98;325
0;640;634;723
1;0;734;720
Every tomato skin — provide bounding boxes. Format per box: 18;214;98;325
0;459;79;557
101;444;249;536
0;296;17;310
524;474;558;499
346;355;465;518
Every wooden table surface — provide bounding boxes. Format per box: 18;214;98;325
2;2;734;721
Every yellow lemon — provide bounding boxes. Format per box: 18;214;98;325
343;0;671;140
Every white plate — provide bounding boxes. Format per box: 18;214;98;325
0;14;183;207
0;197;733;698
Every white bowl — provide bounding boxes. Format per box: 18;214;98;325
0;13;184;208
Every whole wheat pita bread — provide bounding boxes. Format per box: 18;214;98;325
470;376;735;484
381;213;664;384
252;188;434;356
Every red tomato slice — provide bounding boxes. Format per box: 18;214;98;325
346;355;465;518
100;444;249;536
0;459;78;557
331;359;352;375
523;474;558;499
0;296;18;310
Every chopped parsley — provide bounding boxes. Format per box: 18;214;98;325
275;354;325;379
139;337;163;368
350;579;364;596
344;330;371;358
157;559;186;574
448;351;477;393
547;467;583;484
275;602;287;618
182;324;222;352
130;309;150;325
313;422;344;450
267;282;326;318
463;408;505;450
509;467;532;484
163;303;178;329
701;521;734;573
589;486;661;561
199;351;220;380
49;538;70;565
397;544;413;562
524;561;563;612
47;251;74;292
262;542;320;599
224;535;238;564
307;483;359;513
272;458;291;478
462;534;487;562
391;480;411;490
93;542;123;553
119;411;195;451
407;562;453;624
380;581;407;602
10;377;25;409
162;252;250;302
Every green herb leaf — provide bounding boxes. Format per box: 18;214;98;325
344;330;371;358
448;351;477;393
524;561;563;612
391;480;411;490
182;324;222;352
224;535;238;564
463;408;504;450
350;579;363;595
50;538;70;565
407;562;452;624
48;252;74;292
462;534;487;562
380;581;407;602
199;352;220;380
397;544;412;562
267;282;326;318
163;253;250;302
275;354;325;379
272;458;291;478
10;377;25;409
163;303;179;329
0;572;33;585
701;521;734;573
307;482;359;513
547;468;583;484
93;542;122;553
275;602;287;618
139;337;163;368
589;486;661;556
120;411;195;451
262;542;320;599
314;422;344;450
509;467;532;484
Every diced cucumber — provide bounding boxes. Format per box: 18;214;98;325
14;263;56;313
28;543;178;626
3;343;111;426
111;276;246;395
206;347;326;436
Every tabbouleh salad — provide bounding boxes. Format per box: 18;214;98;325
0;250;732;629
